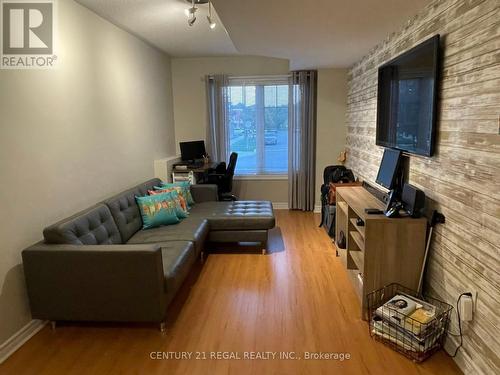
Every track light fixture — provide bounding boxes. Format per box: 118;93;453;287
183;0;216;30
186;0;197;27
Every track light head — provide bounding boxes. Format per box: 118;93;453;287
186;0;197;26
207;16;216;29
207;1;216;29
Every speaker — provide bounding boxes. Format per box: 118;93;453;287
402;184;426;218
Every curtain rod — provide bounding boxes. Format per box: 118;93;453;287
204;74;292;81
203;71;317;82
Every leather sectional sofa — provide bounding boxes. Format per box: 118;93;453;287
22;178;275;330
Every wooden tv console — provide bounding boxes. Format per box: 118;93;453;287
335;186;427;319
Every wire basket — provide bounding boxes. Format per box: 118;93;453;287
366;283;453;362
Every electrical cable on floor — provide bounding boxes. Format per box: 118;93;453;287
445;292;471;358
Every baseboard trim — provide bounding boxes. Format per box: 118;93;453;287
272;202;289;210
0;320;46;364
272;202;321;212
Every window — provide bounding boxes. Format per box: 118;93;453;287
226;77;289;176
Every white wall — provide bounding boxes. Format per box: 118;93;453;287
0;0;175;345
315;69;348;209
171;56;290;203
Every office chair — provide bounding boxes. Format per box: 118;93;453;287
204;152;238;201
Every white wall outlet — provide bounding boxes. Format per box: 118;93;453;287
460;290;478;322
460;295;473;322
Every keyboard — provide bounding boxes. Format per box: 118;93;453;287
174;161;203;169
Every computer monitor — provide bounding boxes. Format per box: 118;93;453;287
375;148;402;190
180;140;206;162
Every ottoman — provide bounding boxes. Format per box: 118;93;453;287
206;201;276;254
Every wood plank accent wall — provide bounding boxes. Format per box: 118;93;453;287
344;0;499;373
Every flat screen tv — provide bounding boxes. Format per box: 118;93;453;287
376;35;440;157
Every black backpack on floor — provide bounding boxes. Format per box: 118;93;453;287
319;165;355;236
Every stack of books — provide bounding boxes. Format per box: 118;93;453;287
372;293;442;352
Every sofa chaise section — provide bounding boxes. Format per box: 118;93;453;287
189;201;275;253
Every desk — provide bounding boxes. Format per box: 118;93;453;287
335;186;427;318
172;162;219;184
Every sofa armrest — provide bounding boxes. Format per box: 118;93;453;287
22;242;167;322
190;184;218;202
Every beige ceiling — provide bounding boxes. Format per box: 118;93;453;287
212;0;433;69
76;0;237;57
76;0;432;69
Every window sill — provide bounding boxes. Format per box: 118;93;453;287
234;175;288;181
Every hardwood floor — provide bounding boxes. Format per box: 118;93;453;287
1;211;461;375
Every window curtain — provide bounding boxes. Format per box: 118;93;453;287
205;74;229;162
288;70;318;211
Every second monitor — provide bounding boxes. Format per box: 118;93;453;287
375;148;403;191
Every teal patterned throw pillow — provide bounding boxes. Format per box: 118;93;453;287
161;190;189;219
136;193;180;229
157;181;195;207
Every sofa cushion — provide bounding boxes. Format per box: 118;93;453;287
43;204;122;245
190;184;218;203
127;215;209;256
104;178;161;242
159;241;196;302
187;201;230;215
191;201;275;231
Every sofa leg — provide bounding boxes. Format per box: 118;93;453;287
50;321;56;330
262;249;267;255
200;251;205;262
159;322;166;333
